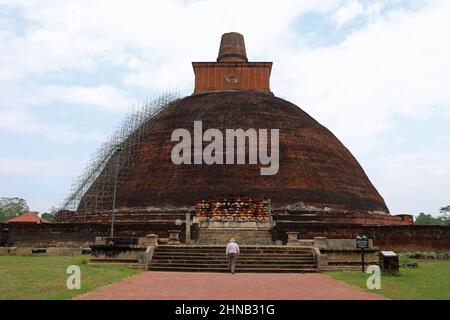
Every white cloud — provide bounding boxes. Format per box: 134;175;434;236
30;85;137;112
0;0;341;139
372;143;450;215
332;0;365;27
0;157;73;177
0;0;340;86
274;0;450;154
0;156;83;212
0;106;105;143
0;0;449;215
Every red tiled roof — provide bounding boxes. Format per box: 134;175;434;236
7;211;50;224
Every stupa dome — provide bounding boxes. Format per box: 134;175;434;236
76;32;388;214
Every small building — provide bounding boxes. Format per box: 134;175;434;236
7;212;50;224
378;251;399;273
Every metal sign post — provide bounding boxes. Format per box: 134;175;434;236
361;248;365;272
356;234;369;272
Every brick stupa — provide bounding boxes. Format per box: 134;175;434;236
70;32;413;227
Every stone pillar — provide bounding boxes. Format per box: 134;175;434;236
139;234;158;247
168;230;181;245
286;232;299;246
313;237;328;249
185;212;192;244
94;237;107;245
312;247;330;271
146;234;158;246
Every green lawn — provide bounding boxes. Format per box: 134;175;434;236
326;256;450;300
0;255;140;300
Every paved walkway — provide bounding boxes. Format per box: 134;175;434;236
77;272;387;300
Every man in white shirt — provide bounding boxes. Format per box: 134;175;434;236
226;238;240;274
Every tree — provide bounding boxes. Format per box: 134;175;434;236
0;197;29;222
437;213;450;226
438;205;450;226
41;213;55;222
414;212;436;225
440;205;450;214
41;206;58;223
414;211;450;226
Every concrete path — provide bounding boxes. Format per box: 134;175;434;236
77;272;387;300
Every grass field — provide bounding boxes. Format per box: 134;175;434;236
326;256;450;300
0;255;140;300
1;253;448;300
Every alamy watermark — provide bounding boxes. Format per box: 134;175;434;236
171;121;280;175
66;265;81;290
366;265;381;290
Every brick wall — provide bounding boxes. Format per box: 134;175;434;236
272;211;413;225
196;195;270;222
272;222;450;251
63;209;412;225
3;221;448;252
5;222;186;247
192;62;272;94
66;211;189;223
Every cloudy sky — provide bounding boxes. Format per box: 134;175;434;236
0;0;449;216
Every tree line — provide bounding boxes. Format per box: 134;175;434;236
0;197;56;222
414;206;450;226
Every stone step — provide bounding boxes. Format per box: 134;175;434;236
152;254;316;259
156;246;312;249
149;245;317;273
152;258;315;263
153;252;313;260
152;261;316;270
154;249;313;253
154;250;314;255
149;266;317;273
154;249;314;254
152;258;315;264
156;245;313;251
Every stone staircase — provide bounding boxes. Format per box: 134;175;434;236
149;245;318;273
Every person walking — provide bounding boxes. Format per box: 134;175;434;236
226;238;240;274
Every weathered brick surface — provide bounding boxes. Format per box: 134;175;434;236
272;222;450;251
78;91;389;214
67;211;188;223
2;221;448;252
272;210;412;225
192;62;272;94
4;222;185;247
74;33;395;227
197;195;270;222
66;207;411;226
